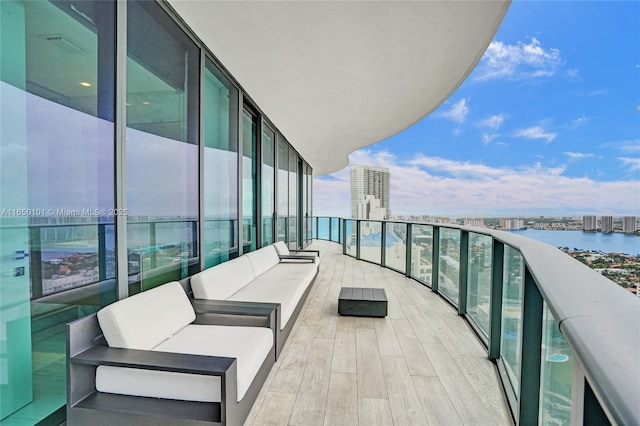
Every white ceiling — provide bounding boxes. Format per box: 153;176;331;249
168;0;510;176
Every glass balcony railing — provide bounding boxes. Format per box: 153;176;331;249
313;217;639;426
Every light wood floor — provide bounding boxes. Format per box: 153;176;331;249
245;240;513;426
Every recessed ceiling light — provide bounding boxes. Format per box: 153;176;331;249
142;101;150;105
80;81;92;87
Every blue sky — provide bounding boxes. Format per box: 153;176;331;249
314;1;640;218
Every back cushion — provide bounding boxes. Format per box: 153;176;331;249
246;245;280;276
97;281;195;350
191;255;255;300
273;241;290;256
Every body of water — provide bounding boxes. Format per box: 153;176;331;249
508;229;639;255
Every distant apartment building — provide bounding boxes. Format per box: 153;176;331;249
601;216;614;233
356;195;387;220
350;165;390;219
464;218;486;228
622;216;637;233
500;218;525;230
582;215;597;231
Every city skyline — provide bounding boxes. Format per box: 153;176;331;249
314;1;640;218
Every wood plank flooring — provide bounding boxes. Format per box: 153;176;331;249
245;241;512;426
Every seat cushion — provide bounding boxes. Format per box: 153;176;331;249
191;255;255;300
96;324;273;403
97;281;195;350
245;245;280;276
228;263;317;329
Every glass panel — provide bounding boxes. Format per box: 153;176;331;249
261;127;275;247
438;228;461;304
288;147;297;248
466;233;493;339
359;221;382;264
539;304;573;424
312;217;318;239
0;0;115;422
277;138;288;242
386;223;407;273
330;217;340;242
410;225;433;286
501;246;525;395
126;0;199;293
345;220;356;257
203;58;238;267
242;109;257;253
317;217;330;240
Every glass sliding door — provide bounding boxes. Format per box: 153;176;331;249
242;108;257;253
277;138;288;242
203;58;239;267
126;0;199;293
0;0;115;422
288;147;298;249
261;126;275;246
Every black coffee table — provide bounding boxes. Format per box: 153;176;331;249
338;287;388;318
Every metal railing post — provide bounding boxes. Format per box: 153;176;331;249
406;223;412;278
356;220;361;260
432;226;440;292
458;230;469;316
381;221;387;267
489;239;504;360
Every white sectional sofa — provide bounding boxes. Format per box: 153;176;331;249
66;281;276;426
190;243;318;358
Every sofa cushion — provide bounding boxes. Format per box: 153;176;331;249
228;263;317;329
97;281;195;350
191;255;255;300
95;324;273;403
273;241;290;256
245;245;280;276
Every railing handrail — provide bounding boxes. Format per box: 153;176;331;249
316;216;640;425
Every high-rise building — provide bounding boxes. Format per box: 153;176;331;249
582;215;597;231
601;216;614;233
356;195;387;220
623;216;637;233
350;165;390;219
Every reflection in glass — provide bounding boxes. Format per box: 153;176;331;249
330;217;340;243
438;228;461;304
501;246;524;395
126;0;199;293
410;225;433;286
359;221;382;264
242;109;257;253
539;305;573;424
277;139;288;242
385;223;407;273
261;127;275;246
289;147;298;248
345;220;357;257
466;233;493;339
317;217;330;240
203;58;238;267
0;0;115;422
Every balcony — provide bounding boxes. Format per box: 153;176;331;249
271;217;638;426
245;239;511;425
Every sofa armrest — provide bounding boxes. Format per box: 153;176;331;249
278;254;316;263
71;345;236;376
290;249;320;257
192;299;278;330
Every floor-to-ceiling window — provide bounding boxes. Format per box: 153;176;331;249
277;138;289;242
126;0;199;293
242;108;257;253
0;1;116;423
202;58;238;267
288;147;298;248
261;126;275;246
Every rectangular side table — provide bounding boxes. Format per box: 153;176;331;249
338;287;388;318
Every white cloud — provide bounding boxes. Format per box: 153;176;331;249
514;126;557;143
619;157;640;171
313;150;640;217
614;139;640;153
564;152;594;160
475;37;562;81
478;114;505;130
439;99;469;124
482;133;498;145
569;116;588;129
